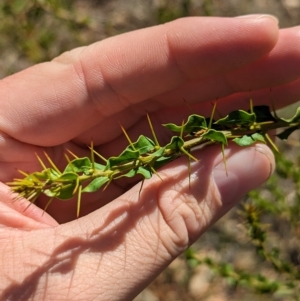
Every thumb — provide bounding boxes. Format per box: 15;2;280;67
131;142;275;251
203;142;274;226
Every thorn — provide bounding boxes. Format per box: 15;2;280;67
35;152;47;170
26;191;39;201
90;140;95;170
88;146;107;163
64;153;71;163
120;124;136;150
187;156;191;189
102;179;112;191
265;133;279;153
43;197;54;214
66;149;79;159
24;201;34;212
23;192;39;211
180;147;198;162
12;193;25;203
249;98;254;114
183;98;193;113
146;113;160;147
180;120;185;138
138;179;145;200
77;185;82;218
73;177;80;195
64;153;76;172
150;166;163;181
214;99;223;119
17;169;29;177
221;144;228;176
43;152;61;174
270;98;279;119
209;101;217;129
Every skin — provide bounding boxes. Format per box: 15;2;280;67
0;15;300;300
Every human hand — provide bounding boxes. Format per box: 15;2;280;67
1;15;300;300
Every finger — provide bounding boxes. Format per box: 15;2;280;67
68;23;300;148
0;16;278;146
20;143;272;300
198;77;300;115
0;182;58;228
153;26;300;107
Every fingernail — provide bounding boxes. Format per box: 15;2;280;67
236;14;279;24
213;144;275;205
254;143;276;175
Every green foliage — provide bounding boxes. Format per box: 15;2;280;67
0;0;92;74
233;133;266;146
215;109;256;126
8;104;300;218
156;0;192;23
164;114;207;133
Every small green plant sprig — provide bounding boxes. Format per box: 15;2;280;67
7;102;300;217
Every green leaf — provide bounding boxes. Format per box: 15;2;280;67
83;162;106;175
163;114;207;133
202;129;228;144
153;155;177;169
29;169;60;183
58;186;77;200
118;166;153;179
279;106;300;123
32;169;53;181
137;166;152;179
215;110;255;126
251;133;266;143
149;137;184;169
64;157;92;173
93;162;106;170
153;147;166;157
106;149;140;169
233;135;254;146
57;173;79;199
57;172;79;181
43;189;58;198
48;169;61;180
117;169;137;178
252;106;277;123
165;136;185;150
82;177;110;193
127;135;156;154
277;125;300;140
233;133;266;146
44;172;79;199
